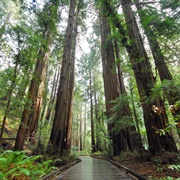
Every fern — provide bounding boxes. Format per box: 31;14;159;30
0;149;58;179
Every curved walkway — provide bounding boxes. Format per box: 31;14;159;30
55;156;134;180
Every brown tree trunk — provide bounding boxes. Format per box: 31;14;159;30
83;103;87;149
27;54;49;143
14;0;59;150
94;75;101;151
14;39;51;150
90;71;96;152
135;0;180;129
99;12;122;156
48;0;76;156
120;0;177;153
114;39;143;151
45;66;59;121
79;106;83;151
100;0;178;153
64;3;80;151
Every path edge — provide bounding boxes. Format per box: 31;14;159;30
40;158;82;180
91;155;147;180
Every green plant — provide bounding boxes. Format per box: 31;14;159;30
170;164;180;172
61;153;77;165
0;149;58;179
156;176;173;180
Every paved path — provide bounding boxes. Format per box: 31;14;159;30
55;156;134;180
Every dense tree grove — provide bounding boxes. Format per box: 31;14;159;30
0;0;179;164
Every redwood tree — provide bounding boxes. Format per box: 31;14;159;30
101;0;177;153
48;0;76;156
120;0;177;153
99;10;123;155
14;0;60;150
135;0;180;129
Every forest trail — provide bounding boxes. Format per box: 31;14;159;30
54;156;134;180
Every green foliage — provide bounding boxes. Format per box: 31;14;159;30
0;149;58;180
140;4;180;38
118;150;138;161
170;164;180;172
160;0;180;11
108;95;134;133
156;177;174;180
75;150;90;156
61;153;77;165
101;138;113;158
151;79;180;103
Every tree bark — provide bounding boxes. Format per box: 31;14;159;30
120;0;177;153
48;0;76;156
45;66;59;121
99;12;122;156
135;0;180;129
90;71;96;152
64;3;80;151
101;0;177;153
14;0;59;150
79;106;83;151
114;39;143;151
83;103;87;149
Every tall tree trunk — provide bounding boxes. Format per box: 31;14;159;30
65;3;80;151
94;76;100;151
83;103;87;149
14;0;59;150
90;71;96;152
79;106;83;151
101;0;177;153
130;86;144;155
37;82;48;149
48;0;76;156
45;66;59;121
135;0;180;129
120;0;177;153
114;39;143;151
27;55;49;143
99;12;122;156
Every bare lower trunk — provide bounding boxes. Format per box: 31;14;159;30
83;103;87;149
90;71;96;152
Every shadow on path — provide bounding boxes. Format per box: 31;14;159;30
55;156;134;180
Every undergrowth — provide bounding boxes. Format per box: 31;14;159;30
0;149;58;180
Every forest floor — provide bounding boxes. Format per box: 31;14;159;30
113;152;180;180
1;124;180;180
